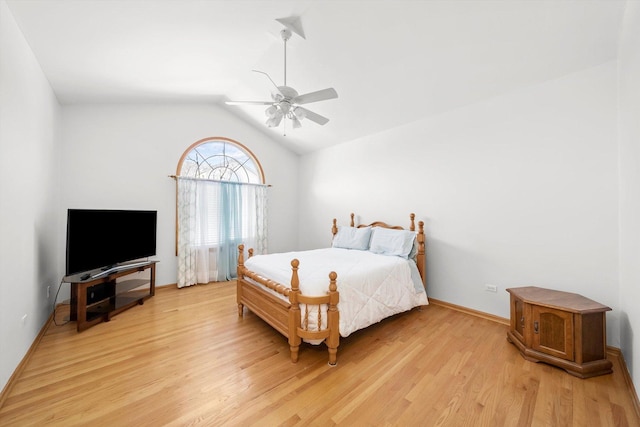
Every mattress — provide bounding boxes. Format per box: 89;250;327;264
244;247;428;338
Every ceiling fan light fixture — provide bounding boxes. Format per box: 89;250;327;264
293;107;305;120
265;116;277;127
279;101;292;115
291;114;302;129
265;105;278;118
266;110;284;127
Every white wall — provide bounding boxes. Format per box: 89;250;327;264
299;61;620;344
0;0;62;393
61;104;299;287
618;0;640;390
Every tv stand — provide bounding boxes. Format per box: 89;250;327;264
65;261;157;332
91;260;153;279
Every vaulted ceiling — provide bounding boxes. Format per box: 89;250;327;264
6;0;626;154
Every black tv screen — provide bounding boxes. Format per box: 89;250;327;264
66;209;157;276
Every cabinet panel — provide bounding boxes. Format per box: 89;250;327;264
532;306;573;361
576;312;607;364
510;296;525;343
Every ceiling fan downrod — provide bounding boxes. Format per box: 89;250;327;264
281;28;292;87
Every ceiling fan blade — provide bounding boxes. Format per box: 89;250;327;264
225;100;274;106
292;88;338;105
296;107;330;125
252;70;284;96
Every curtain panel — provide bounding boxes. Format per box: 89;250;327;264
176;177;268;288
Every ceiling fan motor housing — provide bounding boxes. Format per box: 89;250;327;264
273;86;298;101
271;86;298;114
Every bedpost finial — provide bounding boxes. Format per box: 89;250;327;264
291;259;300;292
237;244;245;274
350;213;355;227
329;271;338;292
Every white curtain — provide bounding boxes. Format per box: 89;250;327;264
177;177;268;288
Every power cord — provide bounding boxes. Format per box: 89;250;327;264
52;278;70;326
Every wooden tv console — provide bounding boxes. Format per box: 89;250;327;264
65;261;157;332
506;286;612;378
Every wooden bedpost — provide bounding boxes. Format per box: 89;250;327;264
288;259;302;363
410;213;416;231
332;218;338;238
237;244;245;270
237;244;245;316
350;213;355;227
327;271;340;366
248;248;254;258
417;221;426;287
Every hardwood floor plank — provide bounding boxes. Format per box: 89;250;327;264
0;282;638;426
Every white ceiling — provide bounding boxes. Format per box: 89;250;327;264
6;0;626;154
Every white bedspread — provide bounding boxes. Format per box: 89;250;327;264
244;248;428;338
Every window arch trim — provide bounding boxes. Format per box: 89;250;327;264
175;136;266;184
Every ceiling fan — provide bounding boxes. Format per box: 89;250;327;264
225;20;338;131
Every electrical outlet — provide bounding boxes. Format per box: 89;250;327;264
485;284;498;293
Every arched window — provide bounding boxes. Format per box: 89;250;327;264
175;137;268;288
177;137;265;184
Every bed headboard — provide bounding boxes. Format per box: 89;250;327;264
331;213;426;287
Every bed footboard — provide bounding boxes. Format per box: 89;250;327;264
236;245;340;365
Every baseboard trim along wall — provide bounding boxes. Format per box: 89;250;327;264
428;298;510;326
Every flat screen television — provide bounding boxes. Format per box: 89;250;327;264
65;209;157;276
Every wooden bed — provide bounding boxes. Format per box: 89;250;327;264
236;213;426;365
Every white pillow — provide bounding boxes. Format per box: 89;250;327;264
332;226;372;250
369;227;416;258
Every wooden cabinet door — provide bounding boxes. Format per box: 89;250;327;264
510;296;525;343
531;305;574;361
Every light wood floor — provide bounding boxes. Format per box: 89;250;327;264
1;282;638;426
